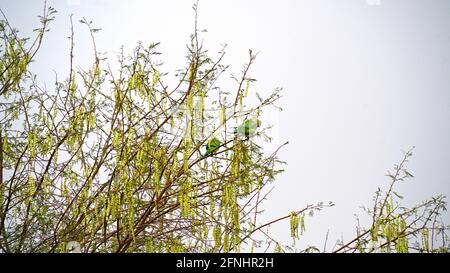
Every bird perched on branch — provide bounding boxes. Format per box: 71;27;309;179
234;119;261;139
202;137;221;158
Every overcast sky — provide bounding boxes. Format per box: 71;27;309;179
1;0;449;251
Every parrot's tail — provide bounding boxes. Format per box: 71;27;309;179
201;151;209;159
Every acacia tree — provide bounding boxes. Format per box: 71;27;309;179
0;3;304;253
0;3;448;253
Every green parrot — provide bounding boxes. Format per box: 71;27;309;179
233;119;261;139
203;137;221;158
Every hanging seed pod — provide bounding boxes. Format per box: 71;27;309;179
244;80;250;97
300;213;306;235
187;93;194;117
28;128;37;159
223;229;230;253
27;175;35;206
220;104;226;125
422;228;429;252
239;92;243;113
290;212;299;239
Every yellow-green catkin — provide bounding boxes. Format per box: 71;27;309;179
232;203;241;252
146;237;155;253
274;243;283;253
183;120;192;173
213;224;222;251
422;228;429;252
151;69;160;100
396;218;408;253
244;80;250;97
371;219;380;242
187;92;194;117
220;104;226;125
239;93;243;113
300;213;306;235
197;90;205;126
2;133;9;155
223;229;230;253
27;175;35;206
179;177;192;218
290;212;300;240
28;128;37;159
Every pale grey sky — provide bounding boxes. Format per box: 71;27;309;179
1;0;449;251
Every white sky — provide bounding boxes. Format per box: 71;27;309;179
1;0;449;251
